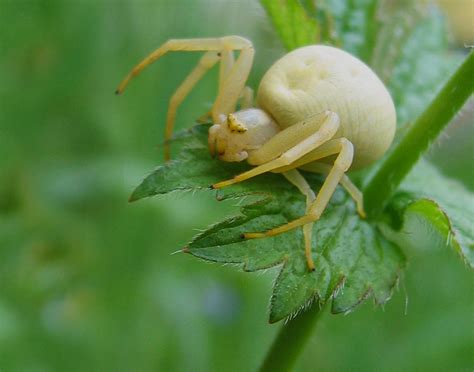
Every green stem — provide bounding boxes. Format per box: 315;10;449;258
259;302;324;372
364;51;474;217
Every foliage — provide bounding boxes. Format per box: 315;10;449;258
130;0;474;322
384;161;474;267
260;0;320;51
1;1;473;370
364;52;474;216
132;126;405;322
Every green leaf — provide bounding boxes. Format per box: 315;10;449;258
131;125;405;322
326;0;383;61
383;10;460;127
129;0;472;325
260;0;320;50
383;161;474;267
363;52;474;216
367;1;425;84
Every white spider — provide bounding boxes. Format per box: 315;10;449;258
117;36;396;271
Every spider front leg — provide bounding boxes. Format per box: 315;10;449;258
270;140;366;218
116;36;254;160
282;170;317;271
197;50;236;124
241;86;254;109
299;162;366;218
245;138;354;240
197;85;254;123
280;162;366;271
212;111;340;188
164;51;220;159
211;111;341;271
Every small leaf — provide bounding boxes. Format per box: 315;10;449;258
363;51;474;216
383;161;474;267
131;125;405;322
129;0;472;326
260;0;319;50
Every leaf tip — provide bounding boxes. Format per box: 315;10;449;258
268;312;281;324
128;192;139;203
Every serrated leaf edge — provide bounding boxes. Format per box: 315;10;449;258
403;198;473;269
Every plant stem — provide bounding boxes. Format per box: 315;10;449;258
364;51;474;217
259;302;324;372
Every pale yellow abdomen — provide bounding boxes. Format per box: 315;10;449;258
257;45;396;169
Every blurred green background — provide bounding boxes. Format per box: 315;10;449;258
0;1;472;371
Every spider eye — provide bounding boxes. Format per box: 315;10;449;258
227;113;248;133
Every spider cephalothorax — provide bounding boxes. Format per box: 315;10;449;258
208;109;280;162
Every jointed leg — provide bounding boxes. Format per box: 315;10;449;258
197;54;254;120
248;111;339;165
116;36;254;159
245;138;354;244
240;86;254;109
164;51;220;160
283;170;316;271
195;49;236;124
196;85;252;124
270;137;366;217
197;50;236;124
212;111;340;188
219;50;234;92
116;36;251;94
211;46;254;119
300;162;365;218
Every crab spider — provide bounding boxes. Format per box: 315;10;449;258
117;36;396;271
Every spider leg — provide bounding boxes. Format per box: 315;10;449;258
299;162;365;218
244;138;354;242
116;36;254;159
282;170;316;271
219;50;234;92
211;43;254;119
164;51;220;160
271;139;366;218
212;111;340;188
116;36;251;94
197;50;236;124
198;85;253;123
240;86;254;109
217;49;252;111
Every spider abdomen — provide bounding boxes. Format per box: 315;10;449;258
257;45;396;169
